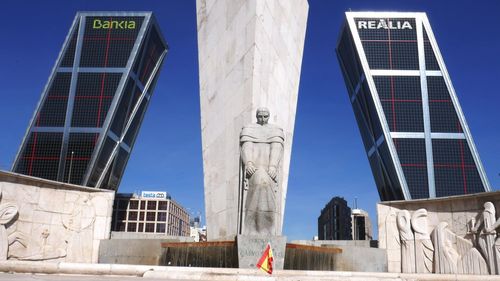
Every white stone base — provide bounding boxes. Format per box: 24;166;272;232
1;260;500;280
237;235;286;270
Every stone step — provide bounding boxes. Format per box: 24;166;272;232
1;261;499;280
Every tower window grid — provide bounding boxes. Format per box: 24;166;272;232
12;12;168;191
337;12;490;200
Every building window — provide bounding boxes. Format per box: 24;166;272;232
139;212;145;220
127;222;136;232
128;211;138;220
157;212;167;222
140;201;146;210
145;223;155;233
116;222;126;231
156;223;166;233
159;201;168;210
146;212;155;221
129;200;139;210
147;201;157;210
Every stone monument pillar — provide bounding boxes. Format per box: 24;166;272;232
196;0;309;241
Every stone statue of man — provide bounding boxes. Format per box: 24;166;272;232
239;108;284;235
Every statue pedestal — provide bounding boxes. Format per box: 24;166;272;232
236;235;286;270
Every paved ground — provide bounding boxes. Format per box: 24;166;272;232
0;273;202;281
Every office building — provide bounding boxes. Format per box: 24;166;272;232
190;225;207;242
318;197;352;240
351;208;373;240
111;191;190;236
12;12;168;190
336;12;491;200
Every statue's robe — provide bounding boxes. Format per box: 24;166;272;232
239;123;284;235
477;209;498;274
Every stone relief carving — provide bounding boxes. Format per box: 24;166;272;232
238;108;284;236
62;195;96;262
431;222;460;274
8;228;67;261
396;210;415;273
471;201;500;274
431;221;488;275
385;210;401;250
457;234;488;275
0;189;100;262
394;205;494;275
0;191;18;261
62;195;96;232
0;189;66;261
411;209;434;273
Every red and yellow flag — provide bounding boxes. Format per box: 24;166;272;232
256;243;273;274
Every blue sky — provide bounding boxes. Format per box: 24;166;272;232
0;1;499;241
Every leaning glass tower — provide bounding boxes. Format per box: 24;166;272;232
336;12;490;200
12;12;168;190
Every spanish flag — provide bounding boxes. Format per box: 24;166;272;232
256;243;273;274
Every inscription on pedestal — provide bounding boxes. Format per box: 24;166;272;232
236;235;286;269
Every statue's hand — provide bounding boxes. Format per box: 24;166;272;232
268;166;277;181
246;162;257;177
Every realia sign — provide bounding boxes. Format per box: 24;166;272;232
357;19;412;30
141;191;167;199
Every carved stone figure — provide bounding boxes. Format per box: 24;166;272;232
62;195;96;262
239;108;284;235
397;210;415;273
457;235;489;275
431;220;488;275
431;222;459;274
386;204;496;275
8;229;67;261
472;201;500;274
385;210;401;252
0;191;18;261
0;189;66;261
411;209;434;273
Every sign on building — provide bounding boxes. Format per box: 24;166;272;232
141;191;167;199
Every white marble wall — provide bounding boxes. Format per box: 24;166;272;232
378;191;500;273
196;0;308;240
0;171;114;263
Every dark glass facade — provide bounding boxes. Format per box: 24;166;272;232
13;12;168;190
353;216;366;240
318;197;352;240
336;12;490;200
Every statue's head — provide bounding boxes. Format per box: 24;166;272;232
484;202;495;214
256;107;270;125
